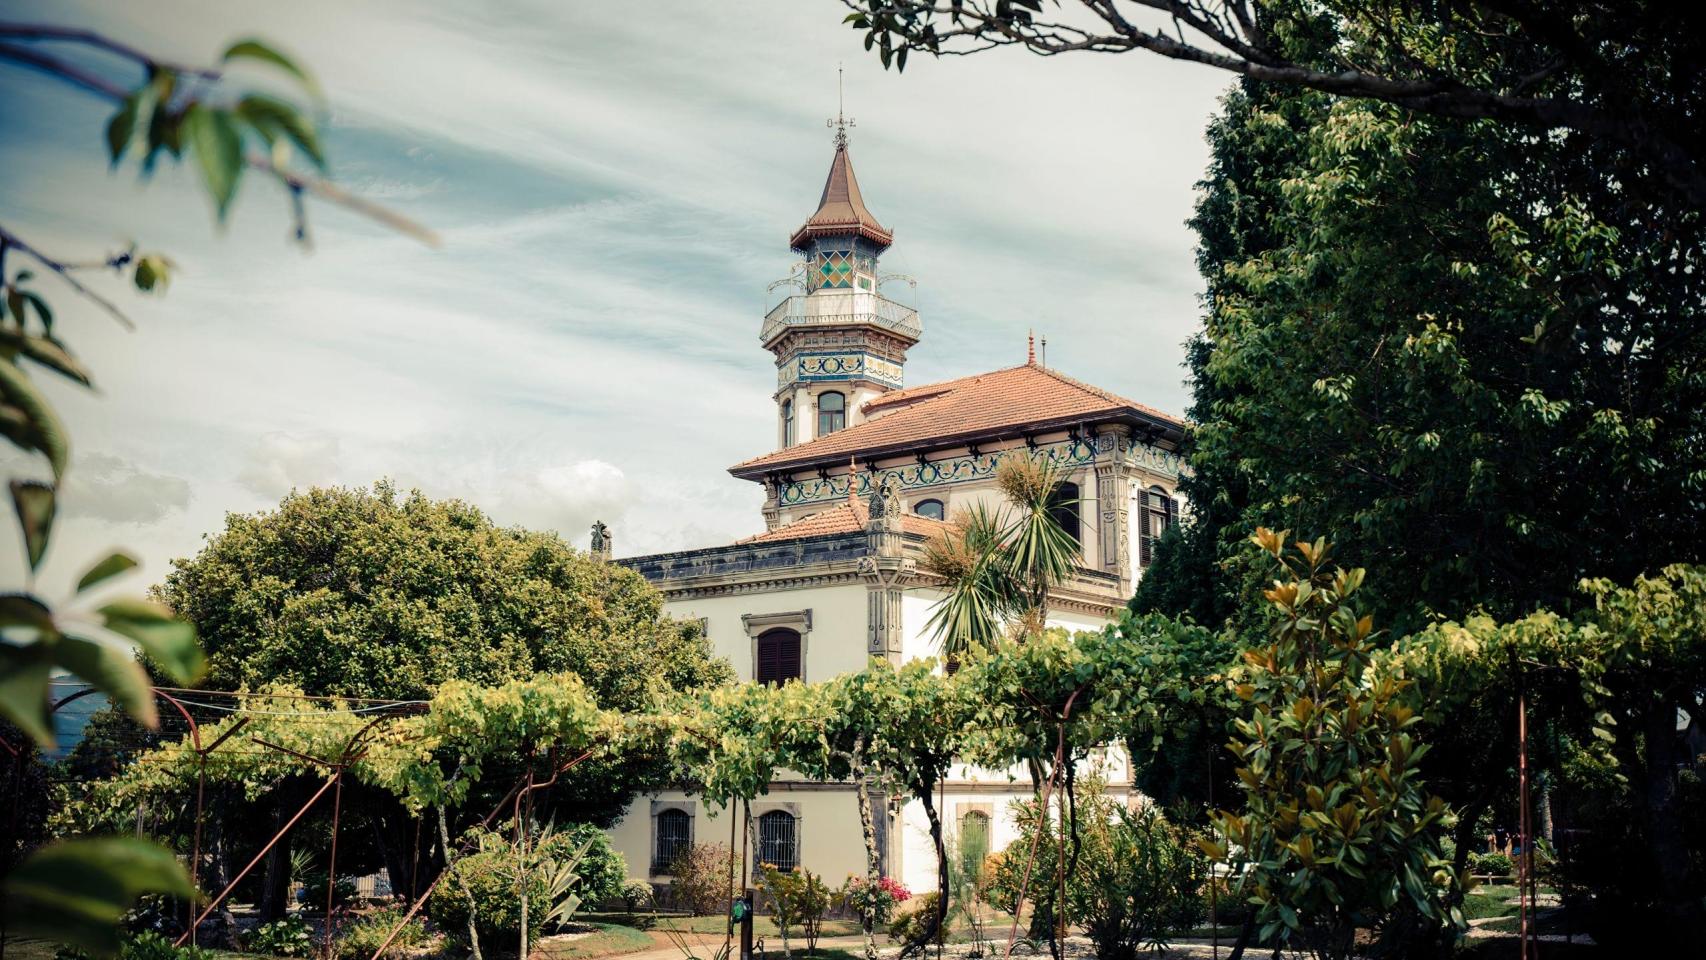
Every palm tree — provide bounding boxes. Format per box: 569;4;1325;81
920;455;1081;656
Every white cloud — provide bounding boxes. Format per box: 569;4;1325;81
51;453;190;525
236;433;342;499
0;0;1228;583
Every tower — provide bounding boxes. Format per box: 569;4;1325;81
763;114;921;449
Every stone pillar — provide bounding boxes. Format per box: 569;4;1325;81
761;477;781;531
857;474;914;664
589;520;613;563
1093;425;1133;592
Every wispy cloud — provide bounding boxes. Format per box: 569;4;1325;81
0;0;1227;590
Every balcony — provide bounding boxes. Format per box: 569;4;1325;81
761;291;922;345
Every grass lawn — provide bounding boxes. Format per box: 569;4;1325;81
536;923;656;960
1462;884;1560;922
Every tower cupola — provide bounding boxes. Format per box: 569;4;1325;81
762;114;921;450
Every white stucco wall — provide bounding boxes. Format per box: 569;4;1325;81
664;584;871;684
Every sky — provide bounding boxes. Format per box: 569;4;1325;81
0;0;1231;593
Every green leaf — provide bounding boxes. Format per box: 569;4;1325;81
223;38;320;96
0;641;56;746
56;634;157;729
10;479;55;572
97;598;204;684
0;359;70;479
182;105;245;220
0;592;55;631
2;837;196;954
105;94;139;165
78;552;140;593
236;94;326;171
0;329;94;386
23;292;54;334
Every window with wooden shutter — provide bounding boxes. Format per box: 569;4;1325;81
1139;486;1176;570
1051;481;1082;545
756;628;802;685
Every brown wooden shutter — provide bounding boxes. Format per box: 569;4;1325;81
757;629;801;685
1138;490;1153;567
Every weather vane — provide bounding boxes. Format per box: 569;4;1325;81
828;63;855;147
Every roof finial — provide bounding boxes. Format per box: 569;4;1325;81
848;455;860;503
828;63;855;148
1027;329;1036;365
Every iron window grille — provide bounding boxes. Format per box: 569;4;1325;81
757;810;799;872
653;808;691;874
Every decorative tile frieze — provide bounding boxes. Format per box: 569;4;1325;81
778;351;905;389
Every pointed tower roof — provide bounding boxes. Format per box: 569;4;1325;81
789;143;894;252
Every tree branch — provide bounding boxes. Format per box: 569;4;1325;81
0;22;222;80
0;225;136;330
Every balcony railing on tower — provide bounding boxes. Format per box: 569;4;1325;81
760;290;921;345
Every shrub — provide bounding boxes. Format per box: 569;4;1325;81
246;915;314;957
1467;852;1515;877
986;782;1206;958
1071;806;1206;960
840;875;911;928
887;892;945;946
757;866;832;956
667;842;736;916
621;879;656;913
119;932;213;960
300;872;359;910
336;908;432;959
427;824;620;944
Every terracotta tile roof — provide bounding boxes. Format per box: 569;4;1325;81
735;497;947;544
789;144;893;251
730;362;1184;477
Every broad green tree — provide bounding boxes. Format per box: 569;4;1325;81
150;482;729;914
159;483;727;708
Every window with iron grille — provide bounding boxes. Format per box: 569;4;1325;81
757;810;798;872
1138;486;1178;569
755;628;802;686
653;808;691;874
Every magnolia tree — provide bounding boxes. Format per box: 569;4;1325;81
1202;530;1460;957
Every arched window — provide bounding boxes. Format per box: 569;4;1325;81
653;808;691;874
757;810;799;872
1051;481;1082;546
959;810;992;862
755;628;802;686
816;391;846;436
914;498;945;521
781;400;795;446
1139;485;1178;568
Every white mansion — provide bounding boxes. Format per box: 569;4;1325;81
605;130;1186;895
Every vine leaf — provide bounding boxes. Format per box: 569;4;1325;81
182;105;245;220
224;38;321;97
77;551;140;593
0;359;69;480
10;479;56;571
98;597;205;684
0;641;56;745
55;634;157;728
1;837;197;954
